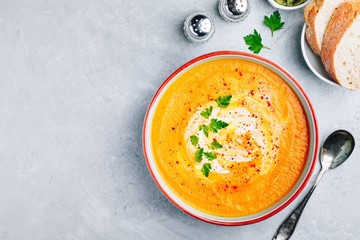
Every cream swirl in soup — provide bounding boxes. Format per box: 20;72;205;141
151;58;310;217
185;96;284;177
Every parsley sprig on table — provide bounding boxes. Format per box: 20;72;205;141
243;11;286;54
243;29;270;54
264;10;285;37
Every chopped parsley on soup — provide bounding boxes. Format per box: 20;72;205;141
151;59;309;217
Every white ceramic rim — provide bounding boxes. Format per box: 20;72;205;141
143;51;319;226
267;0;310;10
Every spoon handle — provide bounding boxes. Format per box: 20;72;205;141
272;169;326;240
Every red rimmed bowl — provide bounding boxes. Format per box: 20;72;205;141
143;51;319;225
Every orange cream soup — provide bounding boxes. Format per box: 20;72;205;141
151;59;309;217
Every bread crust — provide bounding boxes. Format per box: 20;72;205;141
304;0;324;55
320;1;360;89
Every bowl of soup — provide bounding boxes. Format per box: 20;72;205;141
143;51;319;225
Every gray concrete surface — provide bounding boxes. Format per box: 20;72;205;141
0;0;359;239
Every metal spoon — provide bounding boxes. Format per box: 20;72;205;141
273;130;355;240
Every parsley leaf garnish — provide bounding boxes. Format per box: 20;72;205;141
215;95;232;108
199;124;209;137
210;141;222;150
195;148;203;162
243;29;270;54
264;10;285;37
200;106;213;119
190;135;199;146
201;163;212;177
204;152;217;160
209;119;229;133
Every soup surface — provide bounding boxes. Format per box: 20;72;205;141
151;58;309;217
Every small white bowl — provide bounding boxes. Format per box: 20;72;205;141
267;0;310;10
300;24;338;86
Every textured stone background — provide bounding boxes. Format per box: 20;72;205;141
0;0;359;239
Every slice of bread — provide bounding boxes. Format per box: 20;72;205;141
304;0;347;55
321;1;360;90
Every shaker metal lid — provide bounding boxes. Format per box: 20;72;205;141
218;0;250;22
183;12;215;43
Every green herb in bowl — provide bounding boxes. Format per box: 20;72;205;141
275;0;307;6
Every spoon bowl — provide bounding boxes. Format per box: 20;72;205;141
321;130;355;170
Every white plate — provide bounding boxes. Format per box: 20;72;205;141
300;24;338;86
